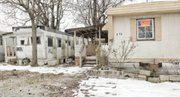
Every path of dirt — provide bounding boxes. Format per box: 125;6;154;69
0;70;86;97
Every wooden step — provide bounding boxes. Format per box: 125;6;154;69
83;64;97;67
85;61;96;64
86;56;96;60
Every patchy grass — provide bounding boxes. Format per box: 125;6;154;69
0;70;86;97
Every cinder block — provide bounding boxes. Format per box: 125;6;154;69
124;73;138;78
115;71;122;78
139;70;151;76
159;75;169;82
148;77;160;83
105;70;112;78
138;75;147;80
169;75;180;82
100;70;108;77
178;70;180;74
111;71;117;78
96;70;101;76
87;70;94;76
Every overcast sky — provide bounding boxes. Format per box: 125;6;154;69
0;0;178;32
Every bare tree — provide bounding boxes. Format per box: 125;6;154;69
37;0;66;31
0;0;66;66
1;0;66;30
71;0;125;26
110;39;136;67
0;0;42;66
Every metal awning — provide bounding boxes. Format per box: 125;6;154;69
65;24;105;38
0;32;13;36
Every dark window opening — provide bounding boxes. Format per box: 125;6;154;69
48;37;53;47
31;37;41;44
0;37;3;45
68;41;71;46
21;40;25;45
58;39;61;47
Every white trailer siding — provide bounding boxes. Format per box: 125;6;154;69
0;35;3;61
111;13;180;60
6;27;75;65
15;30;46;59
0;45;3;62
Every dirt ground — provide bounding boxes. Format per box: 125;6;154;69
0;70;86;97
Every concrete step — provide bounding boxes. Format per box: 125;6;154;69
83;64;97;67
86;56;96;60
85;61;96;64
82;56;96;67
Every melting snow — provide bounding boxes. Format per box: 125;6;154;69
74;77;180;97
0;64;90;74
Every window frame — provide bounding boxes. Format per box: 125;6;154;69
136;18;155;41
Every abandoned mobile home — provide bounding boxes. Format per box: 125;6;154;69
3;26;80;65
105;1;180;66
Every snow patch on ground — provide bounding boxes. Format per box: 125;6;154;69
74;77;180;97
0;64;91;74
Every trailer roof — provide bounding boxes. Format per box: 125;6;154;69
107;1;180;16
0;32;13;36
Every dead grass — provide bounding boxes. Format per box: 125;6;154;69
0;70;86;97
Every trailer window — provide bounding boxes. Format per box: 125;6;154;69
68;41;71;46
0;37;2;45
136;18;155;40
58;39;61;47
20;40;25;45
48;37;53;47
31;37;41;44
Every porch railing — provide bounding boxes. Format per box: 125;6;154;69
6;46;16;57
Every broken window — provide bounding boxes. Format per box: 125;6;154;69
58;39;61;47
48;37;53;47
137;18;155;40
68;41;71;46
31;37;41;44
0;36;2;45
20;40;25;45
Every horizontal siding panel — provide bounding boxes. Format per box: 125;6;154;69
107;1;180;16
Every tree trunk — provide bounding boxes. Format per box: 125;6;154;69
93;0;97;25
31;18;38;66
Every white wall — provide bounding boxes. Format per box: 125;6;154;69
16;31;46;59
42;30;74;60
111;14;180;59
0;35;4;61
0;45;3;62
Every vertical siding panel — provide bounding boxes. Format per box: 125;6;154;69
130;18;136;42
107;16;114;42
155;17;162;41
